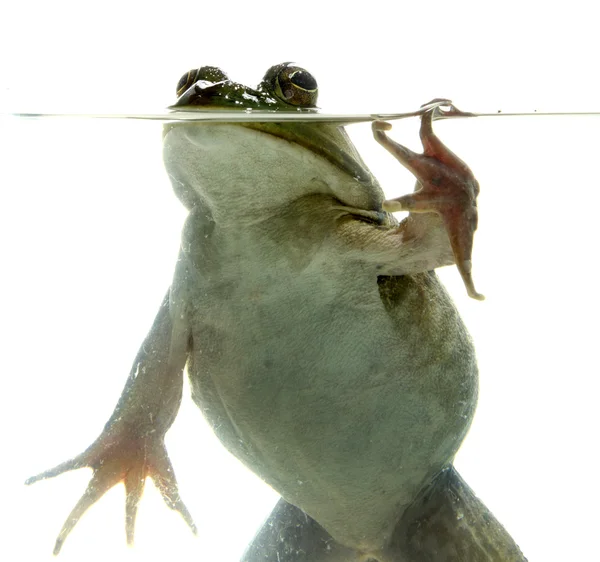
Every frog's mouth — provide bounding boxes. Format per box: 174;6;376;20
170;81;376;186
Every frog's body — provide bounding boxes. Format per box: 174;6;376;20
165;123;477;552
27;64;525;561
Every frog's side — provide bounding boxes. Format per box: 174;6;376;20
27;64;525;561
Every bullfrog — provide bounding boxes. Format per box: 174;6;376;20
27;63;525;561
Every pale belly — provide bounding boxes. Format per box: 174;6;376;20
182;262;478;552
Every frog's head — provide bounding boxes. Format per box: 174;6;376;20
173;62;318;110
162;63;383;220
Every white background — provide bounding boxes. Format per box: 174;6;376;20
1;1;599;561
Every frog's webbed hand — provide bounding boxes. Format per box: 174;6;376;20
26;291;196;554
372;106;484;301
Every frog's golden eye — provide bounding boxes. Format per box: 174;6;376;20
262;63;318;108
176;66;229;98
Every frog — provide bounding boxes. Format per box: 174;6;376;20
27;63;525;561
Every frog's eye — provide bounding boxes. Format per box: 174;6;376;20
176;66;229;98
262;63;318;108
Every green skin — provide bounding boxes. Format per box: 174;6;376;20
27;64;525;561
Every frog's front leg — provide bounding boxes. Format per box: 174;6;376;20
26;291;195;554
372;106;484;300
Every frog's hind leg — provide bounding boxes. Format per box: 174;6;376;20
241;466;526;562
242;499;364;562
387;465;527;561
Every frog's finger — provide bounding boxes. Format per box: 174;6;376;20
372;120;392;132
25;453;88;485
124;464;147;545
419;109;473;174
458;260;485;301
371;124;426;178
441;204;484;301
153;452;197;535
53;467;121;555
383;190;446;214
420;97;454;109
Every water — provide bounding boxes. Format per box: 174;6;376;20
1;112;598;561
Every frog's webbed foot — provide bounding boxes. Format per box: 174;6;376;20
372;109;484;301
26;429;196;554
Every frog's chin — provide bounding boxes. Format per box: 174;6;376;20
162;123;385;220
